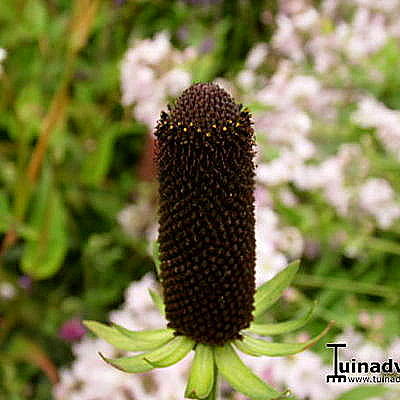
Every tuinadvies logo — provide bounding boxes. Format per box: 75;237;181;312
326;343;400;384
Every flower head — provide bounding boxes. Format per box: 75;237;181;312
84;83;332;400
155;83;256;345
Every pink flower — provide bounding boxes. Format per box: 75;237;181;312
59;318;86;342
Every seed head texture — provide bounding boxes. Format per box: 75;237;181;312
155;83;256;345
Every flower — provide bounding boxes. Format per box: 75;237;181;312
358;178;400;228
59;318;86;342
0;281;16;300
156;83;256;345
18;275;33;291
84;83;331;400
0;48;6;75
245;43;269;70
120;32;193;130
353;96;400;161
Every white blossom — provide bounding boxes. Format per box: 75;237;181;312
236;69;256;90
358;178;400;228
120;32;195;130
0;282;16;300
0;48;6;75
245;43;269;70
353;96;400;160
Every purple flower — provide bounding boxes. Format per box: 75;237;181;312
183;0;220;5
177;26;189;42
199;38;214;54
59;318;86;342
18;275;33;291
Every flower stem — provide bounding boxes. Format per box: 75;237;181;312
294;273;398;301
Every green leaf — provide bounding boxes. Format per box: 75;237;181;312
81;127;118;186
0;190;11;232
99;352;153;373
235;322;334;357
336;385;389;400
185;344;215;399
253;260;300;318
23;0;48;37
248;302;315;336
21;169;68;279
148;289;166;316
84;321;173;352
214;344;281;400
112;324;174;351
143;336;195;368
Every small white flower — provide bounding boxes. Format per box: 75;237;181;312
161;68;191;96
0;282;16;300
245;43;269;70
294;8;319;30
236;69;256;90
120;33;195;130
359;178;400;228
0;48;6;74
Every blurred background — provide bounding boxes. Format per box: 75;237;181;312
1;0;400;399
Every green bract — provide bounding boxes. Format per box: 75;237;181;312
85;261;333;400
185;344;215;399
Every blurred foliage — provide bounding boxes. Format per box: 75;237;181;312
0;0;277;398
0;0;399;399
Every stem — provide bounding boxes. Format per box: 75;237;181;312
0;0;99;259
206;364;219;400
364;237;400;256
294;273;399;301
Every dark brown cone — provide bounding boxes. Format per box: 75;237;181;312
154;83;256;345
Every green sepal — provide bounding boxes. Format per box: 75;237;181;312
214;344;281;400
83;320;172;352
99;352;154;373
253;260;300;318
148;288;166;316
248;302;315;336
185;344;215;399
152;240;161;278
143;335;195;368
234;321;334;357
112;324;174;351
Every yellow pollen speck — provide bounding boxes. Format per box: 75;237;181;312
197;128;201;132
223;126;227;131
169;125;174;129
212;124;217;129
189;122;193;126
236;122;240;127
177;122;181;125
183;127;187;132
206;132;211;137
228;120;232;123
